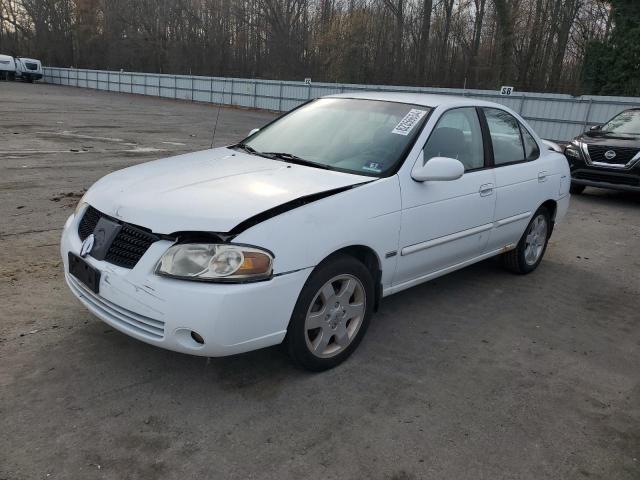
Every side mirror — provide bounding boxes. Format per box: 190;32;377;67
412;155;465;182
589;125;601;131
248;128;260;137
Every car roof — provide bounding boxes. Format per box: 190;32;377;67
325;91;502;109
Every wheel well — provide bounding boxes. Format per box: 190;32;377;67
324;246;383;311
540;199;557;235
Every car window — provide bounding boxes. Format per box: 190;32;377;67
601;110;640;135
484;108;526;165
423;107;484;171
521;125;540;160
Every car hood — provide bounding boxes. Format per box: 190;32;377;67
576;131;640;147
83;147;373;234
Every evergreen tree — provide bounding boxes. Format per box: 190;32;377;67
584;0;640;95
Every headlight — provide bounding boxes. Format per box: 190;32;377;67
565;145;581;159
156;243;273;282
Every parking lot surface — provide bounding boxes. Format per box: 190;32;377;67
1;82;639;480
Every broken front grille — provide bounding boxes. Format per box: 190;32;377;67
78;205;158;269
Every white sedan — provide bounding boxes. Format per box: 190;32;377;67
61;93;570;370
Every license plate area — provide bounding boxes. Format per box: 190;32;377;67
68;252;101;294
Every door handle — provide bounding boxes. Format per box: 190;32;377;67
479;183;494;196
538;171;548;182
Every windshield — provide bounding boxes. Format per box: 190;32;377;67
601;110;640;135
239;98;431;176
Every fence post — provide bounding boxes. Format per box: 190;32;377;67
230;78;234;106
582;98;594;131
210;77;214;104
253;81;257;108
278;82;283;111
519;94;527;115
191;76;194;102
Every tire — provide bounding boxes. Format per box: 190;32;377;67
570;183;585;195
285;254;375;371
502;207;551;274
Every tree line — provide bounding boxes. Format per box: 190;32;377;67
1;0;637;95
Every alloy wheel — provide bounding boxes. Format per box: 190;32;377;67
524;214;548;266
304;274;366;358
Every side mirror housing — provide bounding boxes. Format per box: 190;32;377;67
248;128;260;137
589;124;601;131
412;155;465;182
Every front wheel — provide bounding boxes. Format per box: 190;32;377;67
502;207;551;274
285;255;374;371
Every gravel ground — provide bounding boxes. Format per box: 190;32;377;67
1;82;639;480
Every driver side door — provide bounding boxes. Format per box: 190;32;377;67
393;107;497;288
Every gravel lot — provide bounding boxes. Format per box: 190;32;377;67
1;82;639;480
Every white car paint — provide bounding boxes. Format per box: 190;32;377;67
83;148;372;234
61;92;570;357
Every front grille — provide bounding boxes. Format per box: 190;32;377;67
573;170;640;187
78;206;158;269
587;145;639;165
78;205;101;240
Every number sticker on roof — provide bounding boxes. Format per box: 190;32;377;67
391;109;428;136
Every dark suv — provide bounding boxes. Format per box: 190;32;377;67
565;108;640;194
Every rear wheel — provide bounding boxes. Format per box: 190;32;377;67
502;207;551;274
570;183;585;195
285;255;374;371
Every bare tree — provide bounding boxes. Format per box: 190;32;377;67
2;0;612;93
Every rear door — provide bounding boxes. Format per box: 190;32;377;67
481;108;545;252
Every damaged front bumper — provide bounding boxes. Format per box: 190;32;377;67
60;212;311;357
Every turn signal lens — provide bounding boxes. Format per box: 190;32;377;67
156;243;273;282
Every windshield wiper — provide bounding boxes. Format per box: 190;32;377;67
261;152;332;170
232;143;275;159
233;143;258;154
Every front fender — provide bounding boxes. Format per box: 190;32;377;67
234;176;402;290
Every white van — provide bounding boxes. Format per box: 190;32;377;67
0;54;16;80
15;57;43;82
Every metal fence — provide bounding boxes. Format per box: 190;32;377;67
43;67;640;141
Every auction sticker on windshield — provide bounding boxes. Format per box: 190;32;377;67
391;109;428;136
362;161;383;173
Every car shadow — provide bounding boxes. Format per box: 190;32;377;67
576;187;640;206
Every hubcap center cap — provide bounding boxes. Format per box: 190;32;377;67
327;304;344;329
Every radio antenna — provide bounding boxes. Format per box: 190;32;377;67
210;78;227;149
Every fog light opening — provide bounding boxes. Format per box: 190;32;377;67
190;331;205;345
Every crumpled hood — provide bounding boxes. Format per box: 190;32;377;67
83;147;372;234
